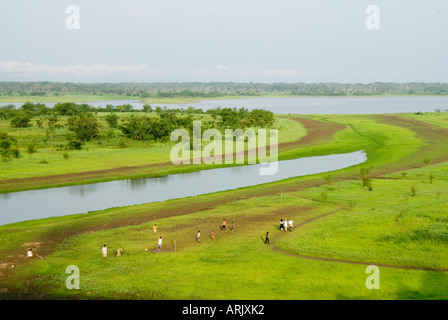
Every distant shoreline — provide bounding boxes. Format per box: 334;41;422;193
1;93;448;105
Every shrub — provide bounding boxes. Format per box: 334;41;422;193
67;113;100;142
428;172;435;184
104;114;119;128
27;143;37;154
10;114;32;128
67;140;83;150
410;184;417;197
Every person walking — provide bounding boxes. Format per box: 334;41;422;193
196;231;201;244
157;236;162;252
288;219;293;231
265;232;270;244
102;244;107;258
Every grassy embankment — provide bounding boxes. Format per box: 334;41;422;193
0;112;447;299
0;114;306;192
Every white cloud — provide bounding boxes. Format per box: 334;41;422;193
0;61;320;82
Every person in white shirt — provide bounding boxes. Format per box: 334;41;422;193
196;231;201;244
283;218;288;232
157;236;163;252
102;245;107;258
288;219;293;231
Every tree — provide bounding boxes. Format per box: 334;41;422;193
104;114;119;128
67;113;100;142
0;132;20;161
54;102;78;116
142;104;153;113
10;113;32;128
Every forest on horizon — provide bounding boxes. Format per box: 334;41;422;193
1;81;448;99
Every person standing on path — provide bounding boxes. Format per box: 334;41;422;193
157;236;162;252
288;219;293;231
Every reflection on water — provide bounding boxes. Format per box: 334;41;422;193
68;183;98;197
126;178;148;191
0;151;367;226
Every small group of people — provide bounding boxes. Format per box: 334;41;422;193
280;218;293;232
102;219;235;257
102;244;125;257
265;218;294;244
220;219;234;233
102;216;301;256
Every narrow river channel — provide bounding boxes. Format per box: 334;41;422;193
0;151;366;226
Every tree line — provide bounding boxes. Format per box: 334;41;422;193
0;102;275;161
1;81;448;98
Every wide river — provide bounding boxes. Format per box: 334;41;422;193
2;96;448;114
0;151;366;226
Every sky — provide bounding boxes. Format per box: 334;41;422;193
0;0;447;83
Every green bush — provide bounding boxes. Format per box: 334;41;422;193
10;113;32;128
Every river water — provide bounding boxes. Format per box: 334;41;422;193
2;96;448;114
0;151;366;226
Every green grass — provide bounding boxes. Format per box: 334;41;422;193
1;112;448;300
3;165;448;299
279;178;448;269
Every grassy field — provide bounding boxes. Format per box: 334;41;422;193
0;114;305;192
0;111;448;300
